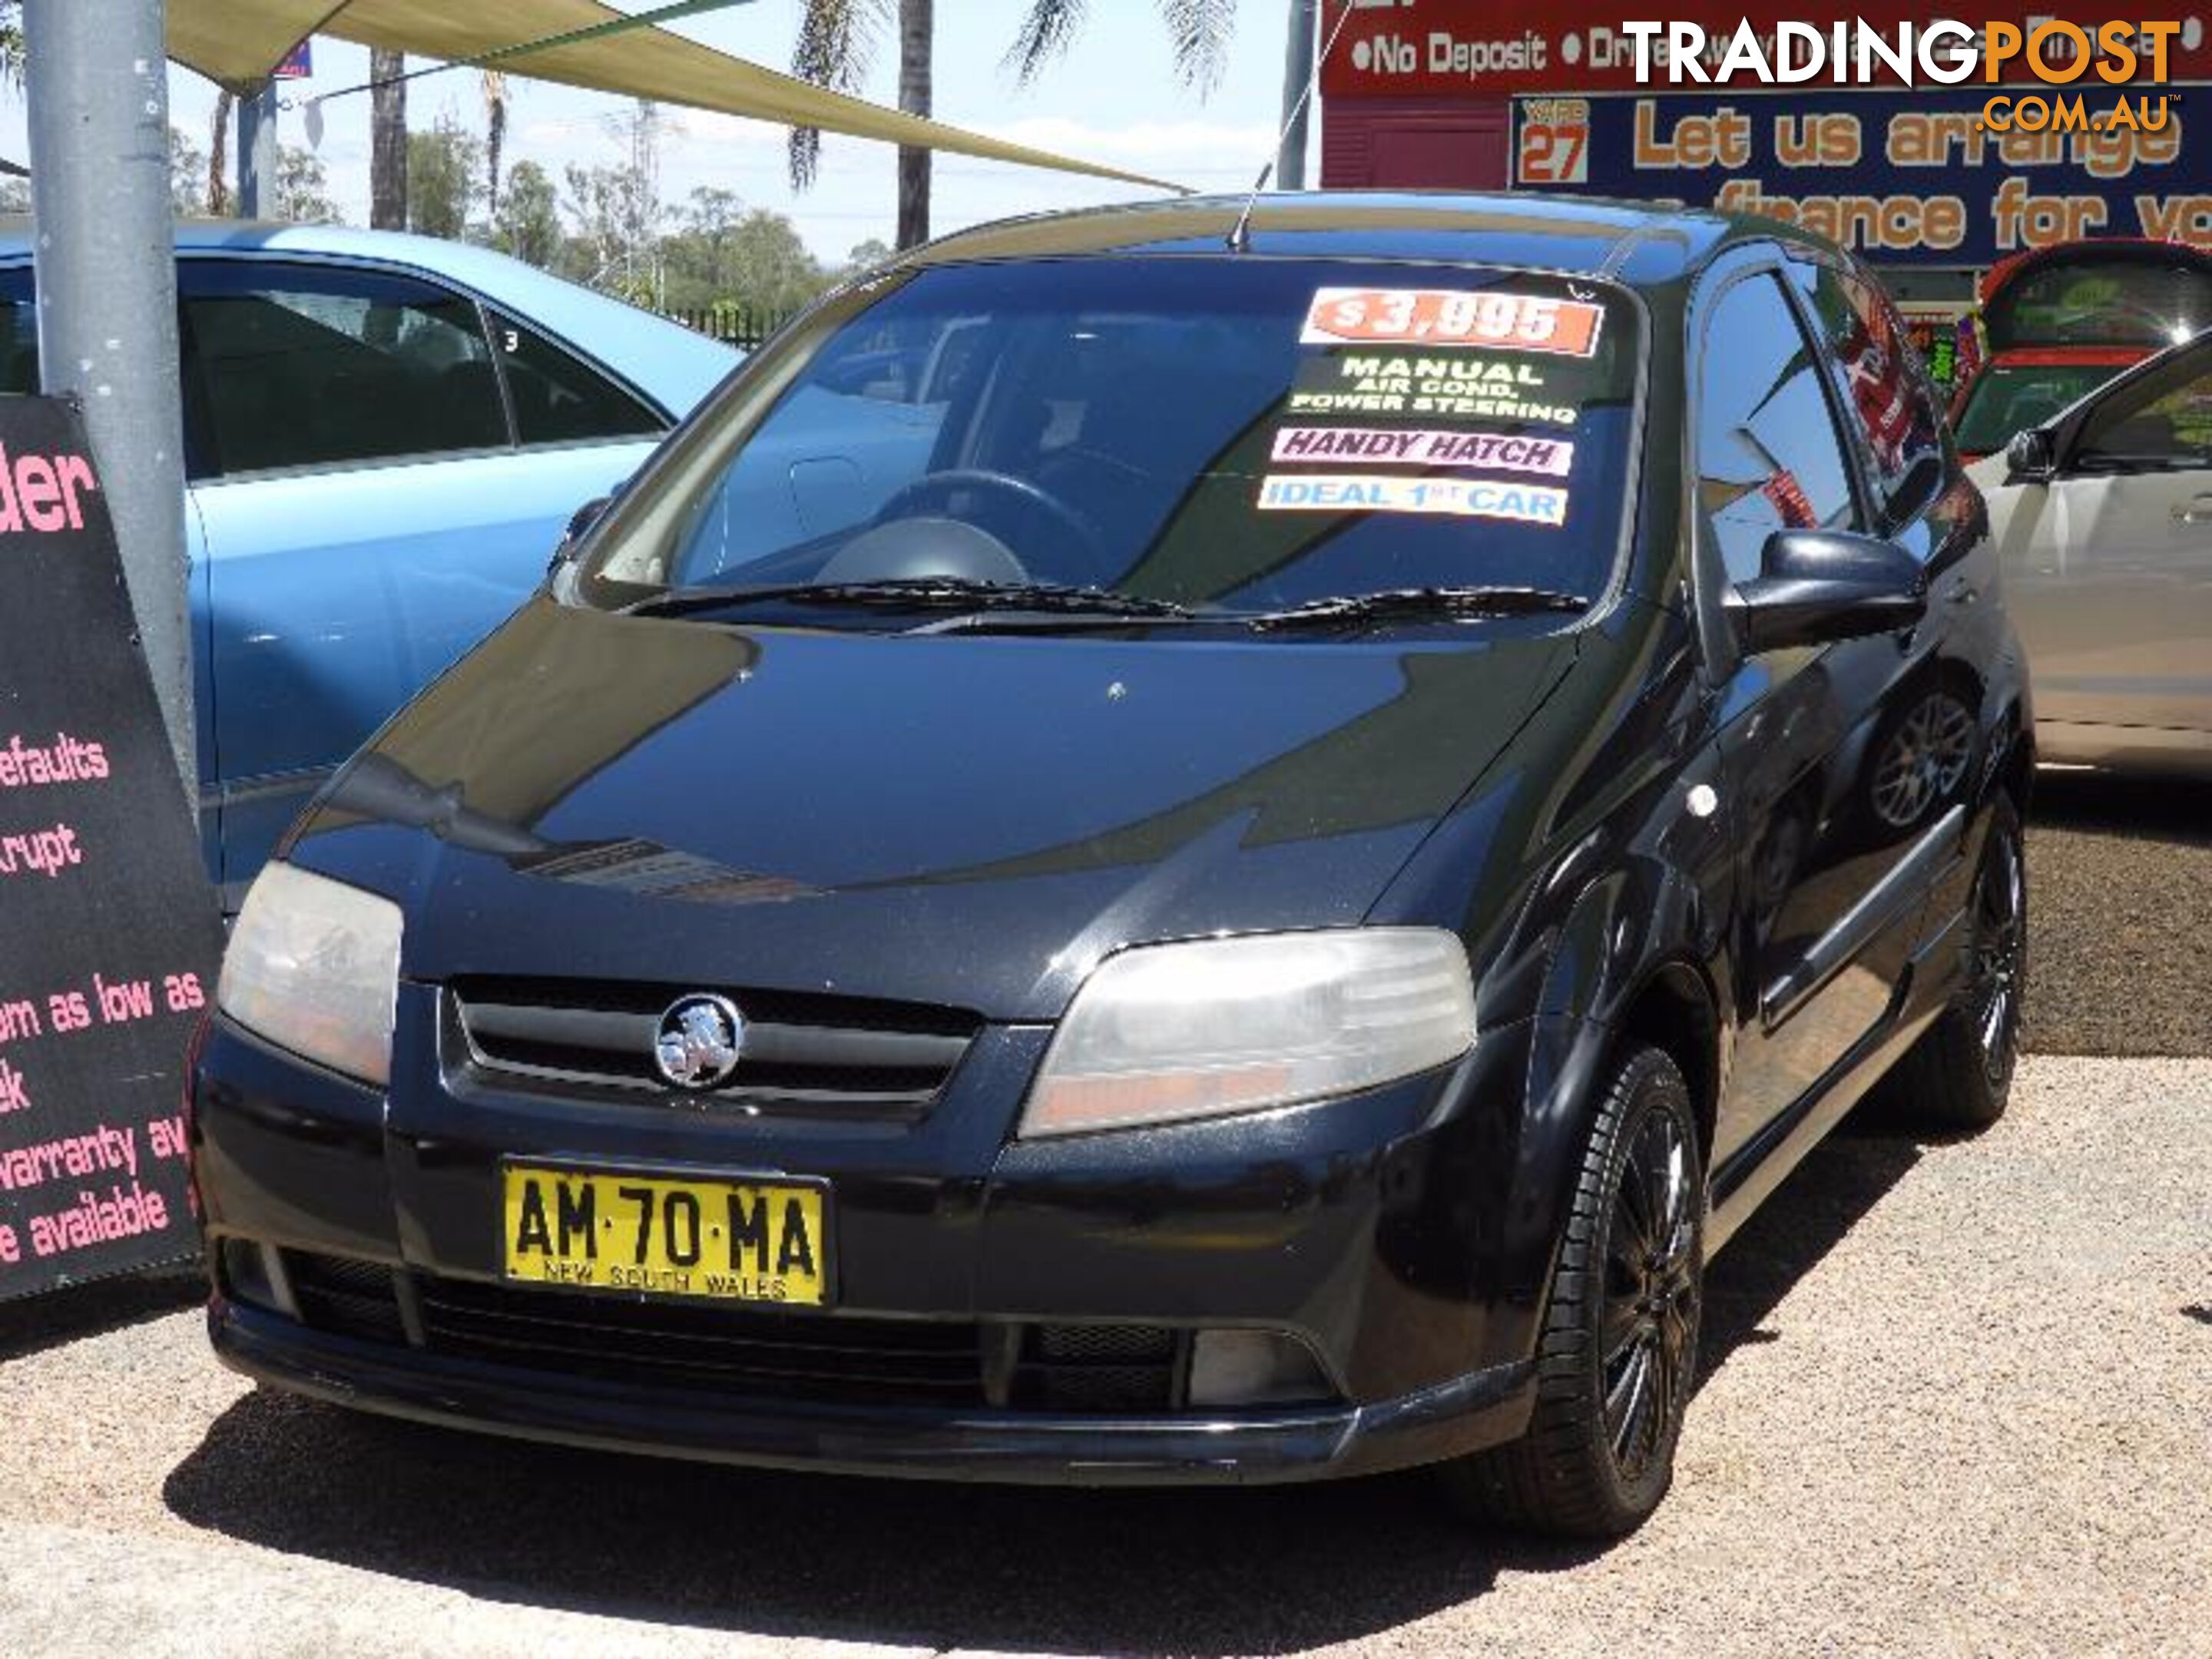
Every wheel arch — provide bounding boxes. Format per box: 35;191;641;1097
1613;959;1722;1167
1504;859;1729;1320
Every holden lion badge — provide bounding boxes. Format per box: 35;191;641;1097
654;994;746;1089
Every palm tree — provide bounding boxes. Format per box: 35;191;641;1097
207;89;233;215
1005;0;1238;97
482;69;510;220
0;3;22;88
790;0;933;252
789;1;1238;253
369;48;407;230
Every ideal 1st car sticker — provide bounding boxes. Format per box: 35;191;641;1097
1257;475;1568;526
1300;288;1606;356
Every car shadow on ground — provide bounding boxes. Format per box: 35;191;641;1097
158;1123;1931;1654
2028;770;2212;844
0;1270;201;1364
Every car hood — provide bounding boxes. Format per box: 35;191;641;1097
286;598;1575;1022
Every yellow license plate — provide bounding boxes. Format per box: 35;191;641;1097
502;1164;830;1306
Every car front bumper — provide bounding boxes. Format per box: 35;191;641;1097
191;1000;1549;1485
209;1294;1535;1485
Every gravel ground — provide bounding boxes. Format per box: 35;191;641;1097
2;1055;2207;1658
2025;773;2212;1057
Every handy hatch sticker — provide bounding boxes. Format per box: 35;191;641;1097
1257;474;1568;526
1301;288;1605;357
1271;427;1575;475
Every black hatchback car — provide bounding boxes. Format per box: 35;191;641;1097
193;194;2029;1537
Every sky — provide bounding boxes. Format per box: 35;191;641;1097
3;2;1305;266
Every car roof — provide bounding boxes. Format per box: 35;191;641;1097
0;216;737;416
897;191;1826;286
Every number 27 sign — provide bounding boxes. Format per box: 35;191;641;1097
1516;98;1592;186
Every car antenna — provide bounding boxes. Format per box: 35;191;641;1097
1226;0;1358;253
1227;162;1273;254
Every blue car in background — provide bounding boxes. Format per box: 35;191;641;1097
0;220;739;909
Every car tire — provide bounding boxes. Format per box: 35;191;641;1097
1879;793;2027;1131
1440;1044;1704;1538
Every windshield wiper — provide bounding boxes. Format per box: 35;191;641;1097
620;577;1195;623
1240;585;1591;631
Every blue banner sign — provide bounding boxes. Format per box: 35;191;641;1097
1512;88;2212;263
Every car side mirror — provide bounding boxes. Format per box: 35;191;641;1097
1725;529;1927;655
1897;452;1945;513
548;495;614;578
2005;426;2056;484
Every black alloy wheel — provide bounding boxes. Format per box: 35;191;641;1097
1962;809;2027;1089
1879;792;2028;1129
1442;1044;1704;1538
1600;1104;1700;1486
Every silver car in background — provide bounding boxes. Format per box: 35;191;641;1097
1969;329;2212;776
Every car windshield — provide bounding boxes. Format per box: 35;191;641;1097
576;258;1641;624
1952;361;2129;452
1983;255;2212;350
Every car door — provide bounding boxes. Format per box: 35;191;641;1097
0;266;226;879
181;259;670;909
1691;260;1963;1164
1985;339;2212;735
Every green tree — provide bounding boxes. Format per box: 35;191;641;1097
493;159;562;269
559;157;656;300
844;237;894;274
661;188;829;313
169;127;207;216
406;114;482;241
276;144;341;224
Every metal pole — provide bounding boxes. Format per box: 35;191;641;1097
237;80;276;217
23;0;196;796
1276;0;1319;191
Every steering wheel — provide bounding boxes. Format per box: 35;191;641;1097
871;469;1101;568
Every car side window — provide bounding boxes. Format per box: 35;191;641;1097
1790;260;1945;525
2071;354;2212;472
1695;271;1862;588
488;310;665;445
177;261;507;479
0;270;36;395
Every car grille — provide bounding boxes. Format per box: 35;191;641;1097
277;1250;1187;1415
285;1248;409;1345
416;1275;990;1406
447;975;982;1121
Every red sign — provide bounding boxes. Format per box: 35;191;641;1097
273;39;313;80
1301;287;1607;355
1319;2;2212;96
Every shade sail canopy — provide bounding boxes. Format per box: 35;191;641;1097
167;0;1185;194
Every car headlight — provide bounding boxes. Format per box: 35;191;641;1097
217;863;403;1086
1019;929;1475;1138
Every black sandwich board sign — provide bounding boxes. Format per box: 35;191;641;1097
0;396;222;1299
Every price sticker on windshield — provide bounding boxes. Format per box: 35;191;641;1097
1301;288;1604;357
